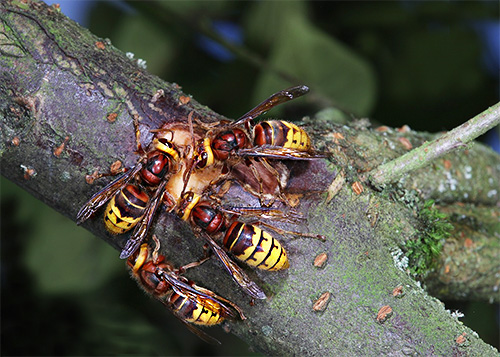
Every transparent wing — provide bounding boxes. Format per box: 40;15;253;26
119;179;168;259
200;232;267;300
232;85;309;127
76;164;143;224
158;270;238;319
238;146;326;160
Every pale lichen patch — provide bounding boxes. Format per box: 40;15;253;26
487;189;497;198
391;248;409;272
96;81;115;98
449;310;464;319
444;171;458;191
125;99;139;118
126;51;147;69
463;166;472;180
113;85;127;98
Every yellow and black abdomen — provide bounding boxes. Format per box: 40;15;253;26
169;292;224;326
104;184;149;234
223;222;289;271
254;120;311;151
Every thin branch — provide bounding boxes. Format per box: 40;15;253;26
369;102;500;186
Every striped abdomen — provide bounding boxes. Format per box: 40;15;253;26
223;222;289;271
169;292;224;326
254;120;311;151
104;184;149;234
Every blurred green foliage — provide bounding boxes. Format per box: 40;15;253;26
91;1;498;131
2;1;498;355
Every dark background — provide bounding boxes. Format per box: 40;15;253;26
1;1;499;355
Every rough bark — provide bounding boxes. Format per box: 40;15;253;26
1;1;499;355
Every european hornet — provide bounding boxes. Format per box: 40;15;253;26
191;85;324;204
76;130;182;259
178;191;289;272
176;191;323;299
128;237;245;344
175;189;268;300
193;85;320;165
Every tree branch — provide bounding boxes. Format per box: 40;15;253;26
1;1;498;355
368;102;500;186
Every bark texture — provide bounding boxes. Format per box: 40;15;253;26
1;1;499;355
